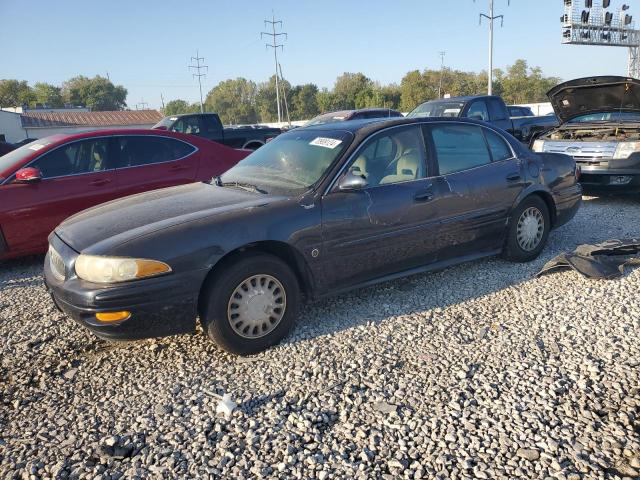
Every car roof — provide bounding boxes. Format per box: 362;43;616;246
36;128;202;144
298;116;496;136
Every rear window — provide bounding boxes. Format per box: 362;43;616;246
407;101;464;119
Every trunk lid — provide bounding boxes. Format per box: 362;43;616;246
547;76;640;124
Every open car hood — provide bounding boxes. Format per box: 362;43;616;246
547;76;640;124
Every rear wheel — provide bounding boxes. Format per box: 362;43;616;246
200;253;300;355
502;195;550;262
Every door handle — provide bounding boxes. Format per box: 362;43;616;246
506;173;522;182
89;179;111;186
414;189;434;202
169;165;189;172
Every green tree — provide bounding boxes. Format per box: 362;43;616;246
316;88;337;113
0;79;34;108
500;60;560;104
332;72;373;110
61;75;127;110
164;99;200;115
32;82;63;107
289;83;319;120
205;78;258;125
255;75;292;123
400;70;435;111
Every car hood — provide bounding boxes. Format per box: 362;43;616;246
56;182;278;253
547;76;640;124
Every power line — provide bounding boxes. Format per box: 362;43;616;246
261;13;287;123
189;50;208;113
438;51;446;98
478;0;510;95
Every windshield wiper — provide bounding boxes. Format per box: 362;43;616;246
214;177;268;194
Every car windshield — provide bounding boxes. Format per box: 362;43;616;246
0;138;54;178
219;129;353;195
407;101;464;118
569;111;640;123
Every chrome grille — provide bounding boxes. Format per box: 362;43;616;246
49;247;66;280
542;141;617;162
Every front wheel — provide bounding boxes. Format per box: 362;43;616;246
502;196;550;262
200;253;300;355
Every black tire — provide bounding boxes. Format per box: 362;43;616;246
200;253;300;355
502;195;551;263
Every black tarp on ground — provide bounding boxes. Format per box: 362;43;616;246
538;239;640;279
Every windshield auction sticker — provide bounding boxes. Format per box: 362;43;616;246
310;137;343;149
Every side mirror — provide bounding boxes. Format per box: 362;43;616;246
14;167;43;184
338;171;368;191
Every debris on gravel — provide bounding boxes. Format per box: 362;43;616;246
1;196;640;479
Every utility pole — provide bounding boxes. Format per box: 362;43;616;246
189;51;208;113
438;51;446;98
278;62;291;127
479;0;509;95
160;93;165;111
137;99;149;110
262;13;287;123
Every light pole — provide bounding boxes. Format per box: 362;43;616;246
438;51;446;98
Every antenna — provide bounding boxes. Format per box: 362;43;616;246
189;50;208;113
261;13;287;123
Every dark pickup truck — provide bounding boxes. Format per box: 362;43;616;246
407;95;558;143
153;113;282;150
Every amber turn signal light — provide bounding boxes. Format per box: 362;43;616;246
95;311;131;322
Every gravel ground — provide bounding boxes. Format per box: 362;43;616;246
1;195;640;480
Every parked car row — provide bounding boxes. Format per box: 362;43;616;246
4;74;638;355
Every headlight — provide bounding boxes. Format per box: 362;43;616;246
613;141;640;159
75;255;171;283
531;139;545;152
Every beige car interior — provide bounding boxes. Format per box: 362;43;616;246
349;129;424;186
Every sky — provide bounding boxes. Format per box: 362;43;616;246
0;0;634;109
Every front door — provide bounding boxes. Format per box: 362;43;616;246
321;125;442;290
2;137;117;254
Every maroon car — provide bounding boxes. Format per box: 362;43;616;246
0;129;249;260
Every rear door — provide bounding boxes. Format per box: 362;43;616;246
1;137;117;253
113;135;199;197
424;123;523;258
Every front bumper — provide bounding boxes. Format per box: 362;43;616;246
44;235;208;341
577;160;640;193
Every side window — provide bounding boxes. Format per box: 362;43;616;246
467;101;489;122
488;99;508;121
171;116;201;135
347;126;427;186
30;138;110;179
116;137;196;168
430;124;491;175
484;129;513;162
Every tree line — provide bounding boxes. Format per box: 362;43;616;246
0;59;560;123
0;76;128;111
166;59;560;124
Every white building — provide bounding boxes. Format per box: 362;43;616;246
0;110;163;143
